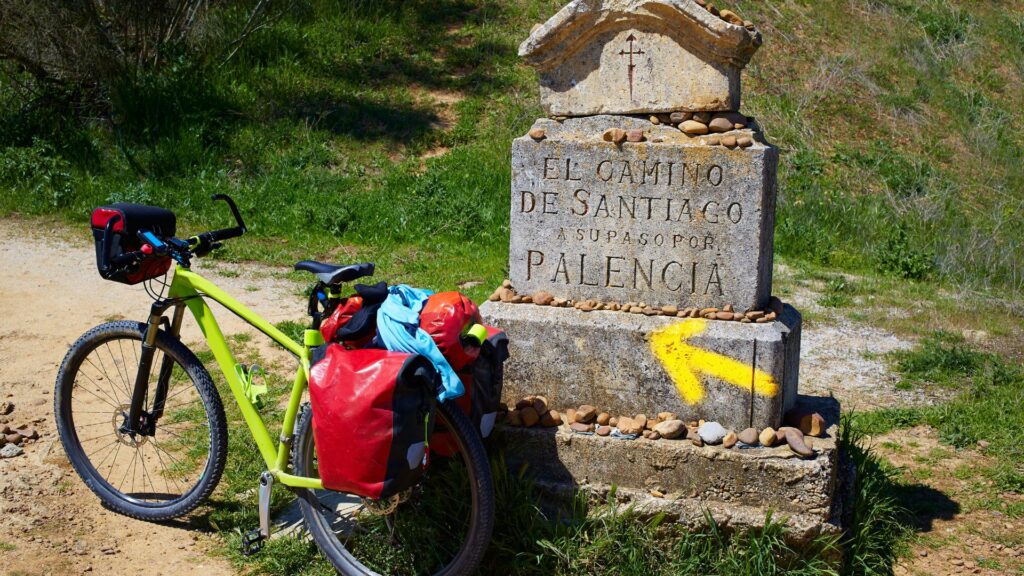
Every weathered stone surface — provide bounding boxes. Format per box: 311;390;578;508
481;301;801;430
511;115;777;310
520;0;762;116
498;396;842;542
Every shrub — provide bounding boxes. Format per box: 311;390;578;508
0;139;74;211
875;225;934;280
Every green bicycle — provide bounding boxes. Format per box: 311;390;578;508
54;195;495;575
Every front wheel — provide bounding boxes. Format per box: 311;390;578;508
292;400;495;576
54;321;228;521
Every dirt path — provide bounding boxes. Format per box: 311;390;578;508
874;428;1024;576
0;218;305;576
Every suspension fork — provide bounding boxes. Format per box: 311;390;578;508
126;301;183;436
151;304;185;422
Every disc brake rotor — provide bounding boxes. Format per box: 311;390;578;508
112;404;148;447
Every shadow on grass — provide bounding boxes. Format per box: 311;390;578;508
263;0;517;142
276;92;440;142
891;481;960;532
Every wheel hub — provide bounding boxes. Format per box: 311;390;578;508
113;404;149;447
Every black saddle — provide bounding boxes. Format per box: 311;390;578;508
294;260;375;285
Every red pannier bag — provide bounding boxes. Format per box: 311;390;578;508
308;345;438;499
419;291;482;371
417;293;509;456
90;203;176;284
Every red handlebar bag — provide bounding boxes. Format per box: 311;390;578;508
309;345;438;499
90;203;176;285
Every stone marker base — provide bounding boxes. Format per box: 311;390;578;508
497;397;846;544
480;301;801;430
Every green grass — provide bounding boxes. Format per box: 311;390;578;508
192;335;340;574
838;416;910;576
891;331;986;389
853;331;1024;494
818;276;855;308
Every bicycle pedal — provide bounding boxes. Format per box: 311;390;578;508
241;528;265;556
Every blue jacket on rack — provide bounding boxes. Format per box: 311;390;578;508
375;284;464;402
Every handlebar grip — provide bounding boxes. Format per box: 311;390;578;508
206;226;245;243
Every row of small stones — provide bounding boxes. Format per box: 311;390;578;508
528;111;757;148
694;0;757;31
489;281;785;324
501;396;823;458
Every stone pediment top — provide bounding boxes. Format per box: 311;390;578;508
519;0;761;72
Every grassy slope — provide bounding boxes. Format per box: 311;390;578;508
2;0;1024;301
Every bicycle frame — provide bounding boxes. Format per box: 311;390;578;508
136;265;324;490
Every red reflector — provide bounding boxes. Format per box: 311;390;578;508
140;244;153;255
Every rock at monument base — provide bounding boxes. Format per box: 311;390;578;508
497;396;845;544
480;301;801;430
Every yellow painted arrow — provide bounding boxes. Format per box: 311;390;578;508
649;319;778;405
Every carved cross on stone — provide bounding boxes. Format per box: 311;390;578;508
518;0;762;115
618;34;644;101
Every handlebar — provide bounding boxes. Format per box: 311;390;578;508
99;194;248;278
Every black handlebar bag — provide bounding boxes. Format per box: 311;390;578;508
90;203;176;284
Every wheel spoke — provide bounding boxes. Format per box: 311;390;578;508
296;409;482;575
81;357;126;408
102;342;132;402
115;340;135;400
149;438;185;495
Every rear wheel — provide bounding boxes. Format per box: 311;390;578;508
292;400;495;576
54;321;228;521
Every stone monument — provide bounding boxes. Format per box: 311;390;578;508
481;0;844;540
